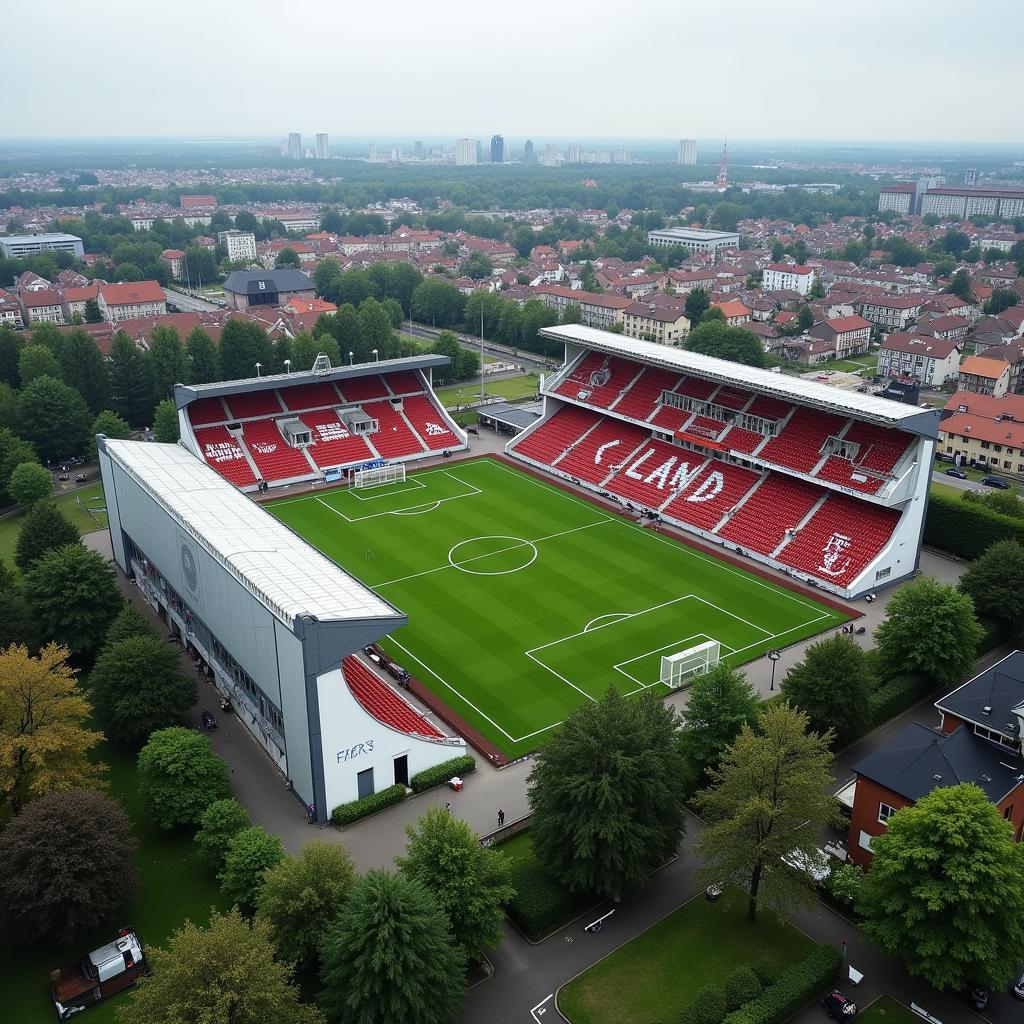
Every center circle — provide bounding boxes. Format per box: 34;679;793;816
448;535;539;576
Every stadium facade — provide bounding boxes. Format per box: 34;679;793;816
508;326;937;599
98;438;465;824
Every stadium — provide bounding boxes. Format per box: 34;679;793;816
98;326;937;821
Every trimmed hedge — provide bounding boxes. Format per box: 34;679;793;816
924;492;1024;560
723;944;841;1024
868;672;932;726
505;854;592;941
410;754;476;793
331;783;406;826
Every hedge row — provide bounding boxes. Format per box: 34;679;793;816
410;754;476;793
867;672;933;726
723;944;841;1024
504;853;592;941
331;784;406;826
924;492;1024;560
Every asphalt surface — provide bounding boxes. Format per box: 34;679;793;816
165;287;222;313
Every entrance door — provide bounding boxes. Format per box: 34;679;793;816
356;767;374;800
394;755;409;788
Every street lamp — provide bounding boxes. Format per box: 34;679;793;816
371;349;379;363
284;359;291;374
348;351;354;365
767;649;781;691
254;362;262;378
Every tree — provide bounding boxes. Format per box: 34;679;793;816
0;327;20;387
90;409;131;458
860;784;1024;992
6;461;51;507
874;577;984;688
102;601;157;649
152;399;179;443
218;319;271;381
0;790;135;944
275;247;300;269
782;634;874;745
770;241;785;261
796;305;815;331
196;797;251;871
684;287;710;326
984;288;1020;316
290;330;338;372
14;499;78;572
712;201;745;232
808;277;826;300
319;869;466;1024
0;643;104;817
0;428;36;507
184;327;219;384
89;636;197;746
137;726;230;829
411;279;465;328
580;261;602;293
460;251;493;280
257;840;356;968
17;344;61;385
107;332;154;428
397;806;514;958
560;302;582;325
945;269;973;303
83;297;103;323
59;330;109;413
383;297;405;328
219;826;285;912
528;688;686;900
149;325;187;403
685;321;766;367
17;374;93;461
357;297;396;358
677;664;759;794
23;544;122;660
963;487;1024;519
695;703;835;922
119;909;324;1024
959;539;1024;629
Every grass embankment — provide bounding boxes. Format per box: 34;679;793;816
433;373;539;409
0;482;107;570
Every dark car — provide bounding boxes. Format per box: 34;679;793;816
822;990;857;1018
1011;966;1024;999
944;468;968;479
981;475;1010;489
200;709;218;731
75;473;90;482
967;988;989;1011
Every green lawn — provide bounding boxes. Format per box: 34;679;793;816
0;482;107;571
557;891;815;1024
268;459;845;758
932;458;1023;495
433;373;540;409
0;740;227;1024
857;996;919;1024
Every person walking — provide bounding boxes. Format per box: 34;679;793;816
445;801;451;814
497;808;505;828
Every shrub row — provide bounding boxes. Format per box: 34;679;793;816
504;855;592;941
723;944;841;1024
331;784;406;826
924;492;1024;560
410;754;476;793
867;672;932;726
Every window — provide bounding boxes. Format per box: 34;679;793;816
878;802;896;824
1005;805;1014;821
858;830;874;852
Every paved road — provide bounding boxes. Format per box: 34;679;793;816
165;287;221;313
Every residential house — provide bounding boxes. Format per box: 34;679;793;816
914;314;969;344
19;288;66;325
62;284;100;320
762;262;815;296
938;391;1024;474
535;285;632;329
621;299;691;346
667;269;716;296
808;314;872;359
160;249;186;280
97;281;168;323
0;289;24;328
855;294;924;333
711;299;751;326
877;333;960;387
958;354;1011;397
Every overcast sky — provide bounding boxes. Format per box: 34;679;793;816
8;0;1021;144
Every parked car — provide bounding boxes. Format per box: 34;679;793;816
781;846;832;886
1011;966;1024;999
981;475;1010;489
822;989;857;1018
944;468;968;479
200;709;218;730
967;987;989;1011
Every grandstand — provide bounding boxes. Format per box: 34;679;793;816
175;354;467;491
507;326;937;599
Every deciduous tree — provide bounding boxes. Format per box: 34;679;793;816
184;327;219;384
60;330;110;413
959;539;1024;629
195;797;251;871
219;826;285;912
17;344;61;385
90;409;131;458
107;332;154;427
6;461;52;507
860;784;1024;992
684;287;710;325
102;601;157;648
153;399;179;443
684;321;765;367
16;374;93;461
528;688;687;900
218;319;272;381
14;499;79;572
695;703;835;921
137;726;230;829
319;869;466;1024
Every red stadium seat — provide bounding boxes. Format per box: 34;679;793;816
717;474;824;555
342;656;444;738
363;401;426;458
338;375;392;402
402;395;459;450
300;412;375;468
384;371;424;396
758;407;848;474
279;381;343;412
225;390;285;420
510;405;602;465
611;367;684;421
557;417;649;485
187;397;229;426
607;440;707;507
662;461;762;531
193;426;257;487
554;353;642;409
241;420;313;482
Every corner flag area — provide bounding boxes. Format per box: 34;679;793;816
269;459;846;759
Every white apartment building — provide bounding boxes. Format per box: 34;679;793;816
315;133;329;159
98;281;167;322
877;333;960;388
218;230;258;263
763;262;815;296
855;294;923;333
0;232;84;259
920;188;1024;220
647;227;739;255
877;185;915;215
455;138;476;166
678;138;697;165
567;143;581;163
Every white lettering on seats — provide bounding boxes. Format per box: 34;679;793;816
644;457;676;489
251;442;278;454
685;471;724;503
817;532;852;577
424;421;448;436
624;448;655;479
315;421;351;442
668;460;702;491
594;439;621;465
203;442;244;463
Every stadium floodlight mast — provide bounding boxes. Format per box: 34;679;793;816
348;351;354;365
254;361;262;378
768;648;781;690
372;349;379;363
479;305;485;402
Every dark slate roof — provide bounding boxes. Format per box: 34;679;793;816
936;650;1024;738
223;269;315;295
853;721;1024;804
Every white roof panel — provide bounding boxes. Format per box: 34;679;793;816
104;440;402;630
541;325;931;427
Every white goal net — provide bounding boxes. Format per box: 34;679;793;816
352;463;406;489
661;640;721;689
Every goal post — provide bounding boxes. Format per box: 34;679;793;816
353;463;406;489
661;640;721;689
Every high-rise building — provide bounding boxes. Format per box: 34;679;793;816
455;138;477;166
287;133;302;160
414;140;424;161
567;142;581;163
524;140;535;164
965;167;978;186
476;140;485;164
678;138;697;165
315;133;329;159
613;148;632;164
490;134;505;164
542;143;562;167
368;143;378;162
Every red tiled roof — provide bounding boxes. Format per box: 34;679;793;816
21;288;63;307
766;262;814;275
99;281;166;306
880;333;958;358
821;314;872;333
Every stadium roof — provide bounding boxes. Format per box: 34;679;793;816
540;325;938;432
101;439;404;632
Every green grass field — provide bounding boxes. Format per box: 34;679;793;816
269;459;846;759
0;482;107;572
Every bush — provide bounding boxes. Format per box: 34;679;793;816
723;945;841;1024
868;673;932;726
690;984;727;1024
409;754;476;793
724;966;762;1011
196;797;251;871
924;491;1024;559
825;863;863;912
331;783;406;826
504;850;592;941
218;826;285;912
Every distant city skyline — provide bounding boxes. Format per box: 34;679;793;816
5;0;1022;144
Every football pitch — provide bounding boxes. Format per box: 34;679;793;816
268;459;847;759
